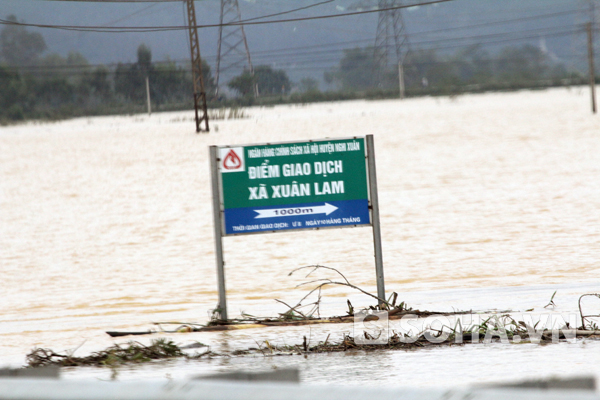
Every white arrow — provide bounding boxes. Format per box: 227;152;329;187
254;203;338;219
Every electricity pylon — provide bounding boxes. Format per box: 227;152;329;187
215;0;256;97
373;0;410;96
186;0;209;133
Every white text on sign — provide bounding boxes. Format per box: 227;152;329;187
248;181;345;200
248;160;344;180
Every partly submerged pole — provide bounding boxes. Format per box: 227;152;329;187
209;146;228;321
588;22;597;114
398;62;405;99
145;76;151;116
366;135;386;307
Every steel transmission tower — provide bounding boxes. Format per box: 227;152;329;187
186;0;209;133
215;0;256;97
373;0;410;96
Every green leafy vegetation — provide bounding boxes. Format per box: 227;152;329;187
227;65;291;98
0;16;218;124
326;43;584;96
0;15;46;66
0;14;590;124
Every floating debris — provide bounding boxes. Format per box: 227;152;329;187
106;265;476;337
27;339;188;368
28;323;600;368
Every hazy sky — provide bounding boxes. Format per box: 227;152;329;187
0;0;586;82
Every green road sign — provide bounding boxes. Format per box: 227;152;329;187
216;137;370;235
209;135;385;321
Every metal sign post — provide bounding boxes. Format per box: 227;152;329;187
209;146;227;321
366;135;386;306
209;135;385;320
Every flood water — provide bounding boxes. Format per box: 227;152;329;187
1;88;600;388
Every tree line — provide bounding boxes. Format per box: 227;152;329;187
0;15;293;122
324;44;584;95
0;13;590;123
0;15;217;122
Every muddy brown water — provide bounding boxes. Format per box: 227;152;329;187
1;88;599;387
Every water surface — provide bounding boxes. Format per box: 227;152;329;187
1;88;599;387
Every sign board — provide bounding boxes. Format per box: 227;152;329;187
209;135;384;320
216;138;370;235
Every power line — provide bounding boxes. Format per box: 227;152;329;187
3;24;588;72
236;0;336;23
1;5;590;74
0;0;454;32
5;30;592;76
6;50;590;77
225;9;591;59
7;7;583;68
0;1;584;69
98;3;160;27
410;8;583;36
416;27;583;52
40;0;183;2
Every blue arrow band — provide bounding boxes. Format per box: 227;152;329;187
223;199;371;235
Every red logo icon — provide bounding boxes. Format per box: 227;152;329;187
223;149;242;170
